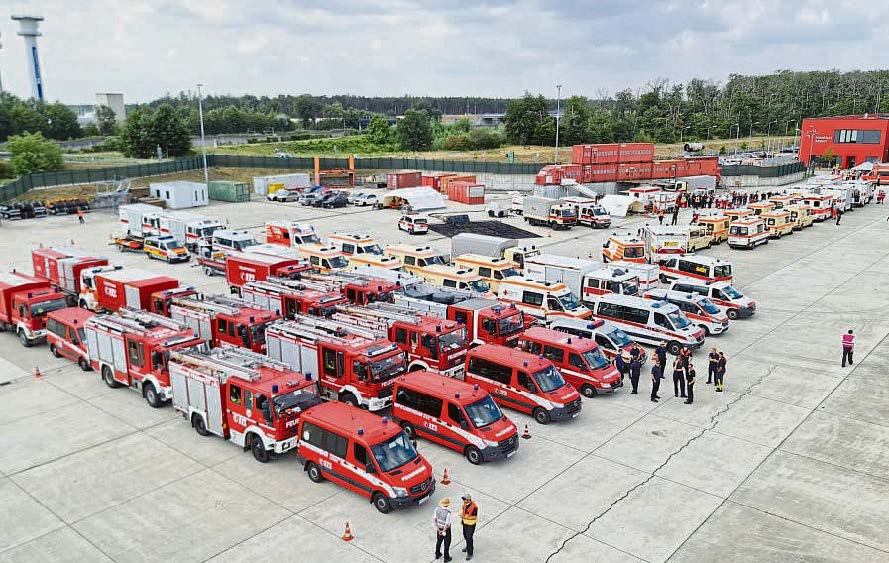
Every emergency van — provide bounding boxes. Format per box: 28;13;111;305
464;344;582;424
209;230;262;255
801;194;834;221
397;213;429;234
519;326;622;397
748;201;776;216
586;294;705;355
297;402;435;513
417;265;493;296
610;261;661;292
297;245;350;272
724;208;754;223
761;210;795;238
641;226;690;264
669;280;756;319
659;255;733;285
643;288;730;336
497;277;591;323
158;212;225;251
385;244;447;276
784;204;814;230
560;197;611;229
392;371;519;464
694;215;731;244
348;254;404;272
46;307;94;371
768;194;801;209
265;222;321;248
727;218;769;249
687;226;714;252
602;234;646;263
548;317;647;364
328;233;384;256
143;235;190;263
453;255;521;294
581;267;640;298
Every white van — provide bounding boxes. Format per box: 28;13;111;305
586;293;705;355
643;288;730;336
549;317;647;364
328;233;385;256
659;255;733;285
498;277;591;323
582;266;640;298
728;218;769;249
611;261;661;292
669;280;756;320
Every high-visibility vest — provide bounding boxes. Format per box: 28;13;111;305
461;501;478;526
434;507;451;529
842;334;855;348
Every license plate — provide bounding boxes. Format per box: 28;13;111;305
506;450;516;458
418;496;430;505
572;412;580;418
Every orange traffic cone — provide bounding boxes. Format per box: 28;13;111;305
441;467;451;485
341;520;354;542
521;424;532;439
34;366;42;380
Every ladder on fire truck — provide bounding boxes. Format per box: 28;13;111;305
273;315;380;345
104;307;192;333
331;303;426;336
299;270;393;290
246;278;334;295
169;346;291;381
170;294;252;316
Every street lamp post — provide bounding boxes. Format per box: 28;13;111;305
732;123;740;154
748;121;759;138
554;84;562;164
680;126;691;144
706;125;717;141
197;83;209;185
765;119;777;154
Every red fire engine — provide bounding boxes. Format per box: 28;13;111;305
168;346;322;462
240;279;348;319
0;271;68;347
165;294;281;353
79;267;180;312
225;253;312;294
330;303;469;378
31;246;109;304
265;316;407;411
297;270;402;305
84;308;205;407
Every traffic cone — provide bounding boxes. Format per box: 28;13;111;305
441;467;451;485
341;520;354;542
34;366;42;380
521;424;532;439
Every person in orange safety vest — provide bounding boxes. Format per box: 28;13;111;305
460;492;478;561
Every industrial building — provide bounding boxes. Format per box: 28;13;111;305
799;114;889;168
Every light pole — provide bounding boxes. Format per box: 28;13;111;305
680;126;691;144
765;119;777;154
197;83;209;184
732;123;740;154
554;84;562;164
748;121;759;138
706;125;717;141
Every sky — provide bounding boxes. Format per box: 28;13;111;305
0;0;887;104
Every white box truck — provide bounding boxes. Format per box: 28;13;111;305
522;197;577;230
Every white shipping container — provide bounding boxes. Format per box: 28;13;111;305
149;181;208;209
253;173;312;195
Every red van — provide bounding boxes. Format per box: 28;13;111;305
464;344;582;424
519;326;621;398
297;402;435;513
46;307;95;371
392;371;519;465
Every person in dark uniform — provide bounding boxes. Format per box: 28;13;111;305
707;347;719;385
671;206;680;226
672;356;686;398
650;357;662;402
614;351;629;383
685;362;697;404
629;355;642;394
655;341;667;372
715;351;727;392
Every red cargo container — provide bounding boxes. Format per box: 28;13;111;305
447;182;486;204
387;170;422;189
562;164;583;182
91;269;180;312
617;163;653;181
32;247;109;298
440;174;476;191
583;164;618;183
617;143;655;164
421;173;457;192
572;144;621;165
225;253;311;291
535;165;563;185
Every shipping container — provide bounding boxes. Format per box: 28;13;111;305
149;181;208;209
208;180;251;202
447;181;486;204
535;165;562;185
582;164;618;184
421;173;457;192
440;174;477;191
253;173;312;195
387;170;422;189
572;144;620;165
617;143;655;164
617;163;653;181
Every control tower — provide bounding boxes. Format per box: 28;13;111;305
11;15;45;102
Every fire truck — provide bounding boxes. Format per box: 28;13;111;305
225;253;312;294
31;246;109;304
0;271;69;347
296;270;401;305
84;308;205;407
266;317;408;411
265;221;321;248
240;278;348;319
78;267;180;312
168;346;322;462
165;294;281;353
330;303;469;378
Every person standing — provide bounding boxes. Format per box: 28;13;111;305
434;498;453;562
658;208;665;225
629;354;642;394
707;347;719;385
460;493;478;560
655;341;667;372
672;356;686;398
615;351;630;383
715;351;727;392
842;329;855;367
671;205;679;226
679;345;692;372
835;205;843;225
76;207;85;225
684;362;697;404
650;357;662;403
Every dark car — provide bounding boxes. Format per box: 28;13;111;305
320;192;349;209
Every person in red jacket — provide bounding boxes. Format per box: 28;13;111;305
842;329;855;367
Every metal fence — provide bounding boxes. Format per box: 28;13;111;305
721;161;805;177
208;154;545;174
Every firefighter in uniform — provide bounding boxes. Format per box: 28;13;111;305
460;492;478;560
434;498;453;562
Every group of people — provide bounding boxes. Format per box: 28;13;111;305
616;343;727;404
433;493;477;561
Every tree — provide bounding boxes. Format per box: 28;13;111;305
560;96;592;145
504;93;549;145
295;95;319;128
397;109;433;151
82;123;100;137
8;132;63;174
150;104;191;157
121;108;155;158
40;102;83;140
95;105;118;136
367;115;392;145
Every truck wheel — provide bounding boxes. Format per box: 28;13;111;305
667;341;682;355
464;445;484;465
726;309;739;320
532;407;551;425
372;492;393;514
700;325;711;336
251;435;271;463
19;331;32;348
580;384;597;398
399;421;416;439
306;462;325;483
203;267;214;276
78;357;91;372
102;365;121;388
49;343;61;358
192;413;210;436
340;393;359;407
144;382;162;408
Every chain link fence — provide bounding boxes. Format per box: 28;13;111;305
720;161;805;177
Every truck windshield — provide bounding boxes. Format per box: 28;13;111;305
250;323;270;344
668;310;692;329
698;298;721;315
363;243;384;255
199;226;221;238
497;266;521;279
497;314;524;336
729;226;744;235
425;255;445;267
714;265;732;278
721;285;743;299
467;279;490;293
593;207;607;216
297;234;321;245
582;347;611;370
165;240;184;250
273;388;319;417
234;239;260;251
371;432;418;473
369;352;407;382
558;292;582;311
561;209;576;217
464;395;503;429
439;328;468;352
327;256;349;269
30;298;68;317
606;328;633;348
624;247;644;259
621;280;639;295
533;365;567;393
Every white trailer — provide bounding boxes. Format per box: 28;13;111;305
451;233;517;259
523;254;601;299
149;181;208;209
119;204;163;236
159;212;225;251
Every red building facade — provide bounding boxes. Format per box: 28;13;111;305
800;114;889;168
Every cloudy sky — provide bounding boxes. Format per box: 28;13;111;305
0;0;886;104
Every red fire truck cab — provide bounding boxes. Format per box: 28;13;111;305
0;271;69;347
226;253;312;294
465;344;582;424
84;308;205;407
519;326;621;397
240;279;348;319
32;246;109;304
297;401;436;513
168;347;322;462
392;371;519;464
79;267;179;312
166;294;281;353
296;271;401;306
392;293;526;347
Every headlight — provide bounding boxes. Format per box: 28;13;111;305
393;487;408;498
484;439;499;448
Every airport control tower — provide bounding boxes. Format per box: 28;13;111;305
11;15;45;102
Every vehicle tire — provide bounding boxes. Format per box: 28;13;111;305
102;365;120;388
251;435;271;463
203;267;214;276
700;325;710;336
726;309;739;320
465;445;484;465
580;384;597;398
192;413;210;436
78;357;91;371
340;393;359;407
488;210;494;217
707;241;713;249
400;421;416;439
659;274;670;284
306;461;325;483
667;341;682;355
532;407;551;425
144;382;162;408
19;330;31;348
372;492;393;514
49;343;61;358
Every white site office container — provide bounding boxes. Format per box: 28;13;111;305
149;181;208;209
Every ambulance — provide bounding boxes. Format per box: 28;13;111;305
497;277;591;323
586;294;705;355
297;245;350;272
687;225;714;252
694;214;731;244
801;194;834;221
328;233;385;256
265;221;321;248
385;244;447;276
669;280;756;319
143;235;190;263
453;254;521;294
581;267;640;298
418;265;494;297
659;255;733;285
768;194;801;209
761;210;795;238
561;197;611;229
610;261;661;292
725;208;755;223
348;254;404;272
748;201;776;216
641;226;689;264
784;204;814;230
727;218;769;249
397;213;429;234
643;288;730;336
602;234;646;263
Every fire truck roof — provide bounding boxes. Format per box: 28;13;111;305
521;326;598;353
47;306;95;326
303;402;403;443
470;344;554;372
396;371;491;406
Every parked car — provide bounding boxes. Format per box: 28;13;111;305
347;191;366;204
353;193;380;207
299;192;321;206
321;192;350;209
267;189;301;202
